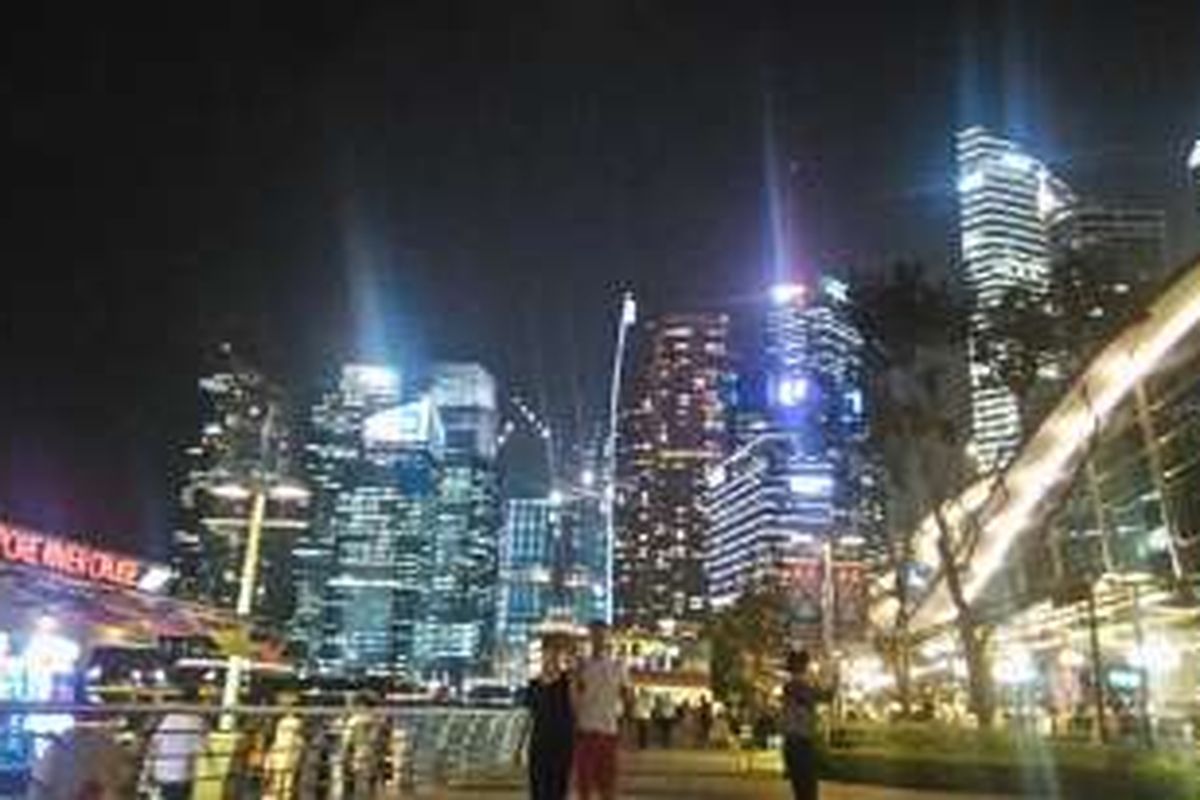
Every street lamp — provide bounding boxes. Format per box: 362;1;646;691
209;476;310;729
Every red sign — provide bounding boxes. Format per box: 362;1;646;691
0;521;144;589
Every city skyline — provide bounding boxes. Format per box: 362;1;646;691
2;1;1199;553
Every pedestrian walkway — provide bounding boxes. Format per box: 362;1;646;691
440;749;1019;799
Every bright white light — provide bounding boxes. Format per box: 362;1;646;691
707;465;726;488
957;170;984;194
621;292;637;326
25;632;80;669
1189;139;1200;171
363;398;436;446
1037;172;1068;219
269;482;310;502
790;474;834;497
548;489;563;506
992;647;1036;685
770;283;806;306
580;469;595;488
846;389;864;416
777;376;808;407
344;364;400;393
1146;526;1171;553
137;566;173;594
1000;152;1034;172
821;276;849;303
210;483;251;500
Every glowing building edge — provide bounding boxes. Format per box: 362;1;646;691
873;252;1200;634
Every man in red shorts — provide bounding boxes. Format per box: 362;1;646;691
572;622;630;800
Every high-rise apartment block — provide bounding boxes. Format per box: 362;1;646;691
615;312;730;628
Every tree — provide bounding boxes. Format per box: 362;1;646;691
856;263;998;727
707;581;792;719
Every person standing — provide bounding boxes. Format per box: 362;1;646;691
632;691;652;750
144;687;209;800
697;697;714;749
572;622;629;800
263;694;305;800
780;650;833;800
525;635;575;800
653;693;675;748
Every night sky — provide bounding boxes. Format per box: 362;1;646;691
3;0;1199;556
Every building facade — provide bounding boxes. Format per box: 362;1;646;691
495;487;608;684
1047;203;1167;365
705;278;876;641
294;365;446;678
615;313;730;628
425;363;502;679
956;126;1076;470
173;345;307;630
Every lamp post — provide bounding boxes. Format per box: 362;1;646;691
603;291;636;625
209;478;309;730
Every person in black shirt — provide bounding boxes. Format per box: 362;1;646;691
525;634;575;800
781;650;834;800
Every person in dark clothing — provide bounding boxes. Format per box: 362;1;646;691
526;635;575;800
780;650;834;800
697;697;714;748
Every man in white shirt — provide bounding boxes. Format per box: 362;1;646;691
144;697;208;800
572;622;630;800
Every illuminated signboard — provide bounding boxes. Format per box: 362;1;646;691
0;520;160;591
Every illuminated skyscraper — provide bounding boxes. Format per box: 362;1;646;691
1047;203;1166;347
425;363;501;679
173;345;307;630
615;312;730;628
956;126;1076;469
705;279;876;640
295;365;445;678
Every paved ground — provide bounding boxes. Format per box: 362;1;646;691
437;750;1019;799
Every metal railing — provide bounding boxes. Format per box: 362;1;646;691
0;702;528;798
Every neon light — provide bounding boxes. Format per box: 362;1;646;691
0;521;148;590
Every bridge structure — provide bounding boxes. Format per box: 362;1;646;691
873;252;1200;637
